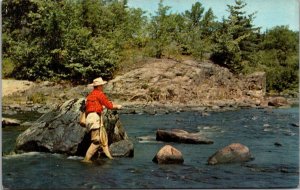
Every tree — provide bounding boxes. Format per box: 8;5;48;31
257;26;299;92
2;0;121;82
147;0;178;58
262;26;298;66
3;0;67;80
211;0;260;73
184;2;204;29
180;3;217;60
201;8;217;38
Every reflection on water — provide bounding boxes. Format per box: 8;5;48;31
2;107;299;189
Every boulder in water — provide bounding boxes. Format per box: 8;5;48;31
15;98;132;157
110;140;134;157
152;145;184;164
156;129;213;144
208;143;253;165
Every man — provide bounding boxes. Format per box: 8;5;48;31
82;77;122;163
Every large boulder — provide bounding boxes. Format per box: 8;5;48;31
110;140;134;157
156;129;213;144
208;143;253;165
152;145;184;164
15;98;132;157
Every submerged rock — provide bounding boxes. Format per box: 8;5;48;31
152;145;184;164
156;129;213;144
274;142;282;147
15;98;132;157
289;123;299;128
208;143;253;165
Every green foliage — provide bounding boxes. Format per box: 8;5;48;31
2;58;15;78
2;0;298;93
141;83;149;89
27;92;46;104
146;1;173;58
211;0;260;73
181;3;217;60
255;26;299;92
2;0;123;83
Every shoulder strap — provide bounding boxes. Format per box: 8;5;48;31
100;112;104;127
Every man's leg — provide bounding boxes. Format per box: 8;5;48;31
83;129;100;162
83;142;100;162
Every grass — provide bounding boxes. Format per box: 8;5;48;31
27;92;47;104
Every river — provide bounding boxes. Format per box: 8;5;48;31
2;107;299;189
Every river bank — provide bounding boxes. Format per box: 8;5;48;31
2;59;298;115
2;81;298;116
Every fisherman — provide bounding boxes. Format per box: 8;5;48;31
82;77;122;163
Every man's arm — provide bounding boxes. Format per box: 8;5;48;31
98;91;121;110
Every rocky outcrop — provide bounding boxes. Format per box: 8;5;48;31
152;145;184;164
2;79;34;97
3;59;295;115
105;59;268;109
244;72;266;98
3;59;294;114
156;129;213;144
15;98;132;157
208;143;253;165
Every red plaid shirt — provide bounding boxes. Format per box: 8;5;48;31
85;89;113;113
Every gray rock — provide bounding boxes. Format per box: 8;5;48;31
15;98;132;157
268;97;288;107
152;145;184;164
110;140;134;157
156;129;213;144
208;143;253;165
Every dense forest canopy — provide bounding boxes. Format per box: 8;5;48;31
2;0;299;93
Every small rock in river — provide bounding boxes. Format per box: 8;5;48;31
152;145;184;164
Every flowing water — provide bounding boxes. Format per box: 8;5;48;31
2;107;299;189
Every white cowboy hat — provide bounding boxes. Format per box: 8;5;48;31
88;77;107;87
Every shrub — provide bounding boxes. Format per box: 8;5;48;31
2;58;15;78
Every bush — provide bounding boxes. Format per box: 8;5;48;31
2;58;15;78
27;93;46;104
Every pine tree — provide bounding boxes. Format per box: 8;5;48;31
181;3;217;60
211;0;260;73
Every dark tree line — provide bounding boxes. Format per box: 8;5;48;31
2;0;298;92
